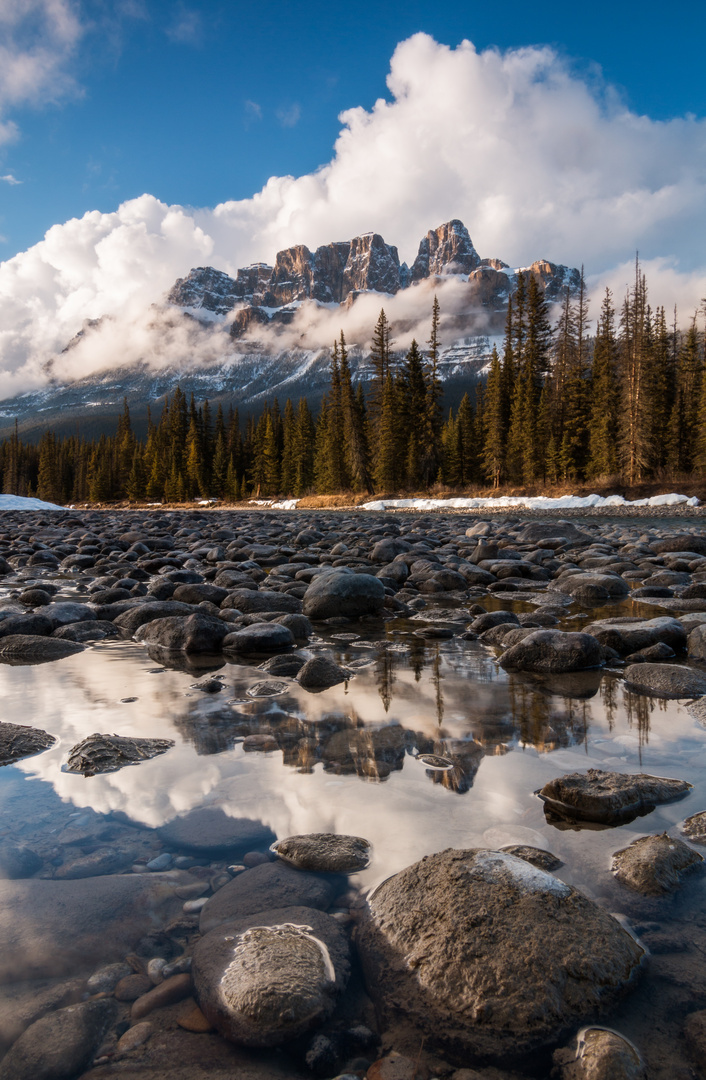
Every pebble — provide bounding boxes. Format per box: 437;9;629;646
114;974;152;1001
131;972;193;1020
116;1021;154;1054
86;961;132;995
146;957;167;984
146;852;173;871
183;896;209;914
177;1005;214;1033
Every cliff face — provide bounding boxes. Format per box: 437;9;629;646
166;219;582;338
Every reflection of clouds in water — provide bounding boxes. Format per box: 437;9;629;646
2;639;706;885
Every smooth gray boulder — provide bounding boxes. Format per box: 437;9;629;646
0;998;116;1080
113;601;194;633
612;832;703;895
271;833;371;872
500;630;603;673
583;616;686;655
222;589;302;614
0;634;85;664
302;571;384;621
199;861;340;934
624;662;706;699
538;769;691;825
33;602;95;628
193;906;349;1047
135;612;229;652
688;622;706;659
355;848;643;1063
296;654;349;690
223;623;295;654
682;811;706;845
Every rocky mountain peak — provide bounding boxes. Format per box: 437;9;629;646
167;267;242;316
411;220;481;282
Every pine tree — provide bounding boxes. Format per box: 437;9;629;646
37;432;61;504
422;296;443;484
618;257;651;483
339;332;372;491
587;289;620;478
401;340;427;488
482;347;506;488
294;398;316;495
374;374;400;492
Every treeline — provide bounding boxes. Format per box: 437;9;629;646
1;260;705;505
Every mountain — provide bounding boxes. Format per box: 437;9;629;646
0;219;580;440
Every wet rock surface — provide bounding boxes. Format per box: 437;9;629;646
0;997;116;1080
272;833;371;872
158;809;276;856
538;769;692;825
356;848;644;1063
624;662;706;698
552;1028;646;1080
0;633;85;663
0;720;55;765
499;630;603;673
200;861;341;934
65;732;175;775
611;832;703;895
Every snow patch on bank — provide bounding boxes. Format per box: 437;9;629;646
0;494;65;511
360;493;702;512
249;498;300;510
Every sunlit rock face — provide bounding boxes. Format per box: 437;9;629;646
411;219;482;280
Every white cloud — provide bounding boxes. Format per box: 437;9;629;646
0;171;20;184
0;32;705;395
276;102;301;128
0;0;82;146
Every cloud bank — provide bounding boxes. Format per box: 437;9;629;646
0;32;705;396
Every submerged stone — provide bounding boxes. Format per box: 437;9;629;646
624;663;706;699
611;832;703;895
271;833;371;873
499;844;563;871
682;811;706;845
0;998;116;1080
553;1027;646;1080
355;848;644;1063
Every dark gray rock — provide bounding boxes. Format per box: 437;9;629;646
34;602;95;627
296;654;349;691
272;612;312;642
469;611;520;634
113;601;195;633
52;620;120;642
223;589;302;614
135;612;229;652
624;641;675;663
0;998;116;1080
0;613;53;639
65;732;175;775
303;572;384;621
0;720;55;765
193;906;350;1047
682;811;706;845
0;634;85;664
624;662;706;698
584;616;686;655
272;833;371;872
173;583;229;605
538;769;691;825
0;843;42;879
159;808;276;857
500;630;603;673
259;652;308;676
687;622;706;659
553;1028;646;1080
355;848;643;1063
199;860;340;934
612;832;703;895
223;623;295;654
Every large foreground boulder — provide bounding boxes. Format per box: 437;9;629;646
538;769;691;825
0;998;117;1080
611;832;703;895
499;630;603;673
193;906;349;1047
355;848;643;1064
199;861;340;934
302;571;385;621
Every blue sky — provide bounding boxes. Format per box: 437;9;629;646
1;0;705;260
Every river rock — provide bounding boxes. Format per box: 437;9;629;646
0;613;53;639
223;623;295;653
86;962;133;994
52;620;120;642
0;998;116;1080
259;652;308;676
583;616;686;655
611;832;703;894
682;811;706;844
552;1028;646;1080
302;572;385;621
687;623;706;659
112;601;195;633
223;589;302;614
355;848;643;1063
135;613;229;652
0;873;189;982
0;634;85;664
199;860;340;934
0;978;86;1054
296;654;349;690
271;833;371;872
131;972;193;1019
193;905;350;1046
33;602;96;627
500;631;603;673
65;733;175;775
499;845;562;871
538;769;691;825
0;720;55;765
159;808;276;856
624;662;706;699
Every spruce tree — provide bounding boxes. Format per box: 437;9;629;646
587;289;620;478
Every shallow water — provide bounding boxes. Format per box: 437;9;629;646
1;562;706;1076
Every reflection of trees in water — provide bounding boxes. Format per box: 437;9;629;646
507;677;591;752
406;636;426;682
431;645;444;728
600;676;618;731
374;646;396;712
623;688;655;762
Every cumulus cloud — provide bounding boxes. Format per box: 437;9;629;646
0;172;20;184
0;31;705;395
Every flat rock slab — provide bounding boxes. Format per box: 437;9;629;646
583;616;686;655
199;861;340;935
355;848;644;1063
612;832;703;895
624;663;706;699
0;634;84;665
158;808;276;857
271;833;371;872
193;906;350;1046
0;720;55;766
0;873;189;982
538;769;691;825
65;733;175;775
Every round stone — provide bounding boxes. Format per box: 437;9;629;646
271;833;371;873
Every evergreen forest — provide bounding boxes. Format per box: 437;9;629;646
2;260;705;506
